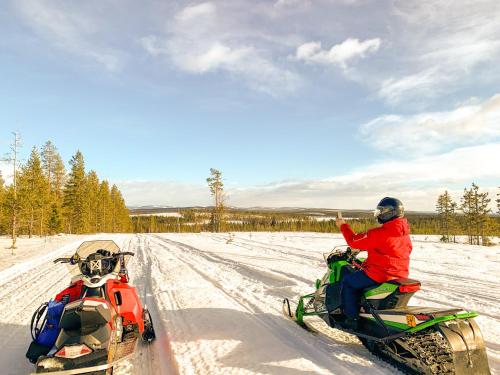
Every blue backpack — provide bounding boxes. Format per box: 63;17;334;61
36;300;65;347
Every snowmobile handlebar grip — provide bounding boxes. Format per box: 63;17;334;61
117;251;135;257
53;258;71;264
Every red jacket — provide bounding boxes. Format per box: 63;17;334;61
340;217;412;283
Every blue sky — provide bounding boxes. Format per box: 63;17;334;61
1;0;499;210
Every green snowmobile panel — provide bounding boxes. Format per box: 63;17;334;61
364;282;398;298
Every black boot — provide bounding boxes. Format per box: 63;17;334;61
340;317;359;331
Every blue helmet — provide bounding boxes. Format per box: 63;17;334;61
375;197;404;224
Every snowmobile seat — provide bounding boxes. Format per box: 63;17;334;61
388;278;421;293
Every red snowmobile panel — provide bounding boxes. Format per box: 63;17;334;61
107;279;144;332
54;280;84;303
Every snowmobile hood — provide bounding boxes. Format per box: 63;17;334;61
382;217;410;236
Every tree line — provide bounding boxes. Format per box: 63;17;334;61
436;183;499;246
0;135;132;250
133;169;499;247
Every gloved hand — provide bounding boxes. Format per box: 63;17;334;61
70;253;80;265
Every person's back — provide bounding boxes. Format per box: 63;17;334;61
348;216;412;283
335;197;413;329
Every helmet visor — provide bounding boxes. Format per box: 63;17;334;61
374;206;391;217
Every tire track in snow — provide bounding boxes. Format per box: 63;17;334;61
149;235;394;375
210;234;324;265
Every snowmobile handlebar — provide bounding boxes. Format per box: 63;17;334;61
325;247;362;266
53;252;134;265
53;257;71;264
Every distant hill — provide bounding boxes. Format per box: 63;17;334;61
128;206;436;218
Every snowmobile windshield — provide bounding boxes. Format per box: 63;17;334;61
67;240;131;277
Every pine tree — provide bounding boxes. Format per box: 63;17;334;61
63;151;89;234
110;184;131;232
48;203;63;234
461;183;491;245
52;154;66;204
18;147;50;237
98;180;112;232
41;141;57;193
41;141;66;227
207;168;225;232
86;171;100;232
436;190;458;243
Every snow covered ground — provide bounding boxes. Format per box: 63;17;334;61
0;233;498;375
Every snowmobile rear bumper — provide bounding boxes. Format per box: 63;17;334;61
31;362;110;375
32;351;134;374
439;318;491;375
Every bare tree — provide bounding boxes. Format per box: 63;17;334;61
3;132;22;252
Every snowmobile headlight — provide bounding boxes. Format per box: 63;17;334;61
55;344;92;359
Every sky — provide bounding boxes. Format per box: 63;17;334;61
0;0;499;211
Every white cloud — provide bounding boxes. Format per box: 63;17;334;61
295;38;381;68
140;2;301;96
178;42;252;74
117;180;210;207
14;0;122;71
379;0;500;104
175;2;216;22
361;93;500;155
377;68;448;106
274;0;358;9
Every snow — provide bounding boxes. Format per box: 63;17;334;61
0;233;498;375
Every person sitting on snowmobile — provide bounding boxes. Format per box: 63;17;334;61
334;197;412;330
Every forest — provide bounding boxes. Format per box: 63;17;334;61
0;137;131;249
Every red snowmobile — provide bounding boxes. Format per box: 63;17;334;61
26;240;156;374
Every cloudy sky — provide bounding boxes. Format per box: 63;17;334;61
0;0;499;210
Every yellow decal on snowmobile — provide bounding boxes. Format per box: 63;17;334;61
406;314;416;327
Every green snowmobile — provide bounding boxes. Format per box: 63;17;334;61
282;246;491;375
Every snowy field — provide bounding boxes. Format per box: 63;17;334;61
0;233;498;375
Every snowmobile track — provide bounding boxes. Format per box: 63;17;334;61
149;235;395;375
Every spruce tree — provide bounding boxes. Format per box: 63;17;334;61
48;203;63;234
41;141;57;193
18;147;50;237
461;183;491;245
436;190;458;243
98;180;112;232
63;151;89;234
110;184;131;232
86;171;100;232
